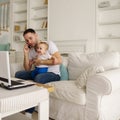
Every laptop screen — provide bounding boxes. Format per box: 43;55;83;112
0;51;11;86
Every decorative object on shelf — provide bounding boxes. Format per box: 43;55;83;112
99;5;120;11
44;0;48;5
14;25;20;32
98;1;110;8
0;43;10;51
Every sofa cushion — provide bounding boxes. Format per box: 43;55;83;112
68;51;120;80
47;81;86;105
76;66;104;88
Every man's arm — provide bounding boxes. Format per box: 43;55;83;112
23;53;31;71
23;44;31;71
33;51;62;66
52;51;62;65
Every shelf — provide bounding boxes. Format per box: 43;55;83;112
32;5;47;10
35;28;47;31
99;21;120;25
14;10;27;14
32;17;47;20
99;36;120;39
14;0;26;4
99;5;120;11
14;20;27;23
15;30;25;33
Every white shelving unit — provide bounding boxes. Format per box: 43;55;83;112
12;0;27;42
97;1;120;39
12;0;48;43
29;0;48;41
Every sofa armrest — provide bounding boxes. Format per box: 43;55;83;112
85;68;120;120
87;68;120;95
10;63;24;77
87;75;111;96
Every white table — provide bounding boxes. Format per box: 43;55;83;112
0;85;49;120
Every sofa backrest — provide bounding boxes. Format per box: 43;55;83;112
68;51;120;80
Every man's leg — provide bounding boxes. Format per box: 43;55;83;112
34;72;60;83
31;68;38;79
15;70;34;118
25;108;35;113
15;70;33;80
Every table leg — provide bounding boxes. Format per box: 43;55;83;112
38;99;49;120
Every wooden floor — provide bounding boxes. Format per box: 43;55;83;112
32;112;54;120
32;112;38;120
3;112;54;120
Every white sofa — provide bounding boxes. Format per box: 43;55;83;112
10;51;120;120
47;51;120;120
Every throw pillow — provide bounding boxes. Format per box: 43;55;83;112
75;66;104;88
60;64;69;80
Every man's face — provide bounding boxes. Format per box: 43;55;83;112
24;32;38;47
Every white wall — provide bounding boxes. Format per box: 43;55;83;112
48;0;96;53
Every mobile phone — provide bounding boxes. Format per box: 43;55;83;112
28;45;31;48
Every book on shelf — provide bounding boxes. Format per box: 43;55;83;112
41;21;47;29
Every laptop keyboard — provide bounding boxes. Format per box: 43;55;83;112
0;77;23;85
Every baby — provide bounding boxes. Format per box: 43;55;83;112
31;41;53;79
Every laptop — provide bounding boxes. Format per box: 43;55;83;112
0;51;35;90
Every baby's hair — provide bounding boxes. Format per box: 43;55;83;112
35;41;49;51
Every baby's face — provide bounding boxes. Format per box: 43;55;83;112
36;44;47;55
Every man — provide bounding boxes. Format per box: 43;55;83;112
15;28;62;83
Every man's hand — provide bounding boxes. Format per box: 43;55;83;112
33;58;41;66
24;44;30;54
23;44;31;71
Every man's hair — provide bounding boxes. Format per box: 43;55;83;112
23;28;36;36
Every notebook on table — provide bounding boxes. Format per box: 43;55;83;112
0;51;35;90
